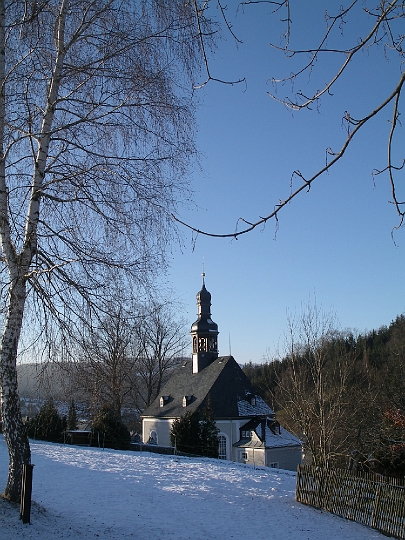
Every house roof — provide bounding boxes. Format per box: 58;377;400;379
141;356;274;420
233;417;302;449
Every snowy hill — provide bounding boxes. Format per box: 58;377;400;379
0;435;387;539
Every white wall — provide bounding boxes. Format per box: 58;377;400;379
142;416;302;472
142;418;174;447
265;446;302;471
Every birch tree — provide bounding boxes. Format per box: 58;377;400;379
0;0;211;502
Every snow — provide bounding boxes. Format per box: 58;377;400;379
237;395;273;416
0;435;387;539
264;425;302;448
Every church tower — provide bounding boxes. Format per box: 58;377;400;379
191;273;219;373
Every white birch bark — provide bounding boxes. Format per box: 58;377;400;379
0;0;205;502
0;0;67;501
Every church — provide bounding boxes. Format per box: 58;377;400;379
141;275;302;471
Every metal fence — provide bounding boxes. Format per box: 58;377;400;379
296;464;405;539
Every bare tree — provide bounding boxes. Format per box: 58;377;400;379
69;295;188;418
74;304;136;418
133;299;189;408
0;0;212;501
174;0;405;238
278;303;363;468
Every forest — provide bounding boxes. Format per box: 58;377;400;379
243;314;405;477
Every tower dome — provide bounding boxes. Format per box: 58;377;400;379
196;277;211;304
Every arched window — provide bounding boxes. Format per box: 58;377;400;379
149;430;158;445
218;434;227;460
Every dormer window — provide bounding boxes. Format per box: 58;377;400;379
182;395;192;407
247;394;256;406
241;430;252;439
160;396;169;407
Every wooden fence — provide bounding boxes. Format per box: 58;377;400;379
296;464;405;539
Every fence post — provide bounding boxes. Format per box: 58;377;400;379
20;463;34;524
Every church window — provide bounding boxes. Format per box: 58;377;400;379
218;435;227;460
149;430;158;445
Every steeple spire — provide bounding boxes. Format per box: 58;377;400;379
190;273;219;374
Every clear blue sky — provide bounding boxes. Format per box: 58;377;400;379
166;2;405;364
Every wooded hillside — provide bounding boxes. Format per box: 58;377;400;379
243;315;405;476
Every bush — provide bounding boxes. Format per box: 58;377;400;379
92;404;131;450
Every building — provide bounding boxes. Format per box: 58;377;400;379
141;275;302;470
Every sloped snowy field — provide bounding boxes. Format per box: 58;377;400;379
0;435;387;539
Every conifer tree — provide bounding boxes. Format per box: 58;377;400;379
92;404;131;450
27;399;63;442
199;400;219;458
67;400;77;431
170;410;201;454
170;402;219;457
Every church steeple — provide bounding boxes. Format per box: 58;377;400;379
191;273;219;373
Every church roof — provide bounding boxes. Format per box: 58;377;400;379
141;356;274;420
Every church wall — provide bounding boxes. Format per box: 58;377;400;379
142;418;174;447
265;446;302;471
215;419;244;461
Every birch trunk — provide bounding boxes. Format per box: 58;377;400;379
0;281;31;501
0;0;67;501
0;0;30;502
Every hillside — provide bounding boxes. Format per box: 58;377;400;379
0;436;387;539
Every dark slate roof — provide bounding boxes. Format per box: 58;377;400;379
141;356;274;420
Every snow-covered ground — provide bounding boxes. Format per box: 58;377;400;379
0;435;388;539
